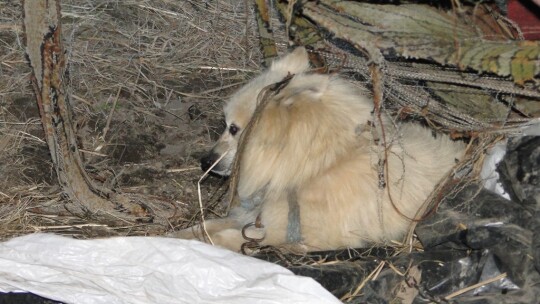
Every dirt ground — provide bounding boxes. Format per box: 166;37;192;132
0;0;272;238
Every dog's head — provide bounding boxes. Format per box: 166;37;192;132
200;47;310;176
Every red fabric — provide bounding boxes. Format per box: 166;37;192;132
508;0;540;40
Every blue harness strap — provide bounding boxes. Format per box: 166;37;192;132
286;189;302;243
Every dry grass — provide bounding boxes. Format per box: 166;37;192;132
0;0;274;239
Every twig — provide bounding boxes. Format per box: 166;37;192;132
227;75;294;212
198;66;255;73
444;273;507;300
165;167;199;173
101;86;122;141
78;149;107;157
341;261;386;302
31;223;108;230
197;151;230;245
0;120;42;125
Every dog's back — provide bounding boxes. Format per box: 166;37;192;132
247;73;466;251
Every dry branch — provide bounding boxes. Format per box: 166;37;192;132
254;0;278;67
22;0;176;228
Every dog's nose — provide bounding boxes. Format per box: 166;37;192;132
200;154;216;172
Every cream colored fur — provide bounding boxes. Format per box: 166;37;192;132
171;47;465;252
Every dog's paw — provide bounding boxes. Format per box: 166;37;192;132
276;243;310;254
166;227;203;240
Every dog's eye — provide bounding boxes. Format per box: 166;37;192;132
229;124;239;136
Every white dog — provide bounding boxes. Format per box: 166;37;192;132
171;47;465;252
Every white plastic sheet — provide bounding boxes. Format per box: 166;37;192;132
0;234;340;304
480;119;540;199
480;140;510;200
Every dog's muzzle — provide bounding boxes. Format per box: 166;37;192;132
200;153;220;173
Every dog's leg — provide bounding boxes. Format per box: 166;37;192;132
210;227;263;252
167;217;241;242
168;205;266;251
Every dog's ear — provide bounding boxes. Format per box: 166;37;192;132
270;47;310;75
280;76;330;106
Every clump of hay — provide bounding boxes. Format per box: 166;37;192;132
0;0;270;239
